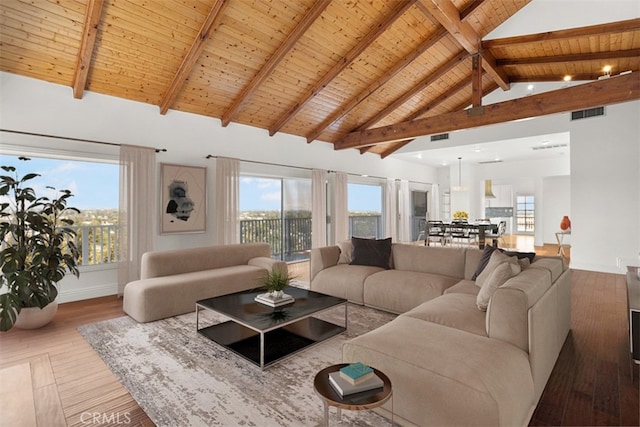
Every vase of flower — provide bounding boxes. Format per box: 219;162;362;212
560;215;571;231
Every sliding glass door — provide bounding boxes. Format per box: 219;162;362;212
240;176;311;261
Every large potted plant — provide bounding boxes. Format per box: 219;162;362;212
0;157;81;331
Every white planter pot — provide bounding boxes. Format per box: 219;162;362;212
14;300;58;330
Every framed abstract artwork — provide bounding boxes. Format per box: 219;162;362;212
160;163;207;234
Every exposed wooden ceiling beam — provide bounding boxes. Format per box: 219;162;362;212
417;0;509;90
471;54;482;108
356;50;469;131
305;0;484;144
221;0;330;127
379;81;499;158
406;78;476;121
72;0;104;99
336;72;639;149
379;140;414;158
159;0;229;115
483;18;640;48
509;74;628;83
305;26;449;144
497;49;640;67
268;0;417;136
362;74;488;156
352;1;487;155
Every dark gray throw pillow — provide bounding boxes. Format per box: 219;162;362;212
472;244;536;280
350;237;392;269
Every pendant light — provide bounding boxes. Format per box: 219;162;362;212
452;157;467;191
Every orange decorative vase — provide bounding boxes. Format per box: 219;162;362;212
560;215;571;231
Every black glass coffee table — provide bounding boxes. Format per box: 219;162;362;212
196;286;347;369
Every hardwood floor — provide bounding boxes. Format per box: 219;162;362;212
0;237;637;426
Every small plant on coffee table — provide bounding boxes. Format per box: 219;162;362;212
259;269;293;298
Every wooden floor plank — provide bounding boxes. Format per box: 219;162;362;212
0;363;37;427
33;383;66;427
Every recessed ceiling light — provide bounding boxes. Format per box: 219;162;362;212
527;84;534;91
603;65;612;73
541;140;550;145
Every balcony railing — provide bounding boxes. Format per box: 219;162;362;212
68;225;121;266
67;215;384;266
240;214;383;261
348;215;382;239
240;217;312;262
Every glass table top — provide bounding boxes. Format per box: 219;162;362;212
196;286;346;331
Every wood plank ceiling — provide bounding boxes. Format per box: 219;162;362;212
1;0;639;157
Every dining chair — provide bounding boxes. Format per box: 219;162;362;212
486;220;507;247
425;220;448;246
450;220;475;247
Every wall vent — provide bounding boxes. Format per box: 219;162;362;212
430;133;449;141
571;106;604;121
531;143;568;151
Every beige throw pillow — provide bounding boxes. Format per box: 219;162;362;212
337;240;353;264
476;261;521;311
475;250;516;288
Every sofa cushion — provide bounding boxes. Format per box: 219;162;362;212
350;237;392;269
343;316;535;427
311;264;383;304
391;244;466;278
476;260;521;311
363;270;459;314
141;242;272;279
530;257;565;282
403;293;487;336
443;280;479;295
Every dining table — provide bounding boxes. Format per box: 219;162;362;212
426;221;498;249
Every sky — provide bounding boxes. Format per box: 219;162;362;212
0;154;119;210
0;154;383;212
239;176;382;212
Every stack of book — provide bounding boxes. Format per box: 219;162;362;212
328;362;384;397
254;292;294;307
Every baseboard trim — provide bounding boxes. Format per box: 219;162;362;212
58;284;117;303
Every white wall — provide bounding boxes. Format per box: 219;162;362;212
542;176;571;244
569;101;640;273
0;72;439;301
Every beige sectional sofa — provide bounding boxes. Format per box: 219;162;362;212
123;243;286;323
310;242;571;426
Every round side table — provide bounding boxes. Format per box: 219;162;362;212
313;363;393;426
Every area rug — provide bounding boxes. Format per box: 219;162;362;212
78;299;396;427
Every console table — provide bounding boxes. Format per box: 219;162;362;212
627;266;640;379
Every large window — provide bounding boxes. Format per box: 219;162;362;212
0;154;120;265
516;195;535;232
239;176;311;262
348;182;383;238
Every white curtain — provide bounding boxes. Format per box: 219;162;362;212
215;157;240;245
312;169;327;248
384;178;397;240
118;145;156;295
332;172;349;243
397;179;411;243
429;183;441;221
